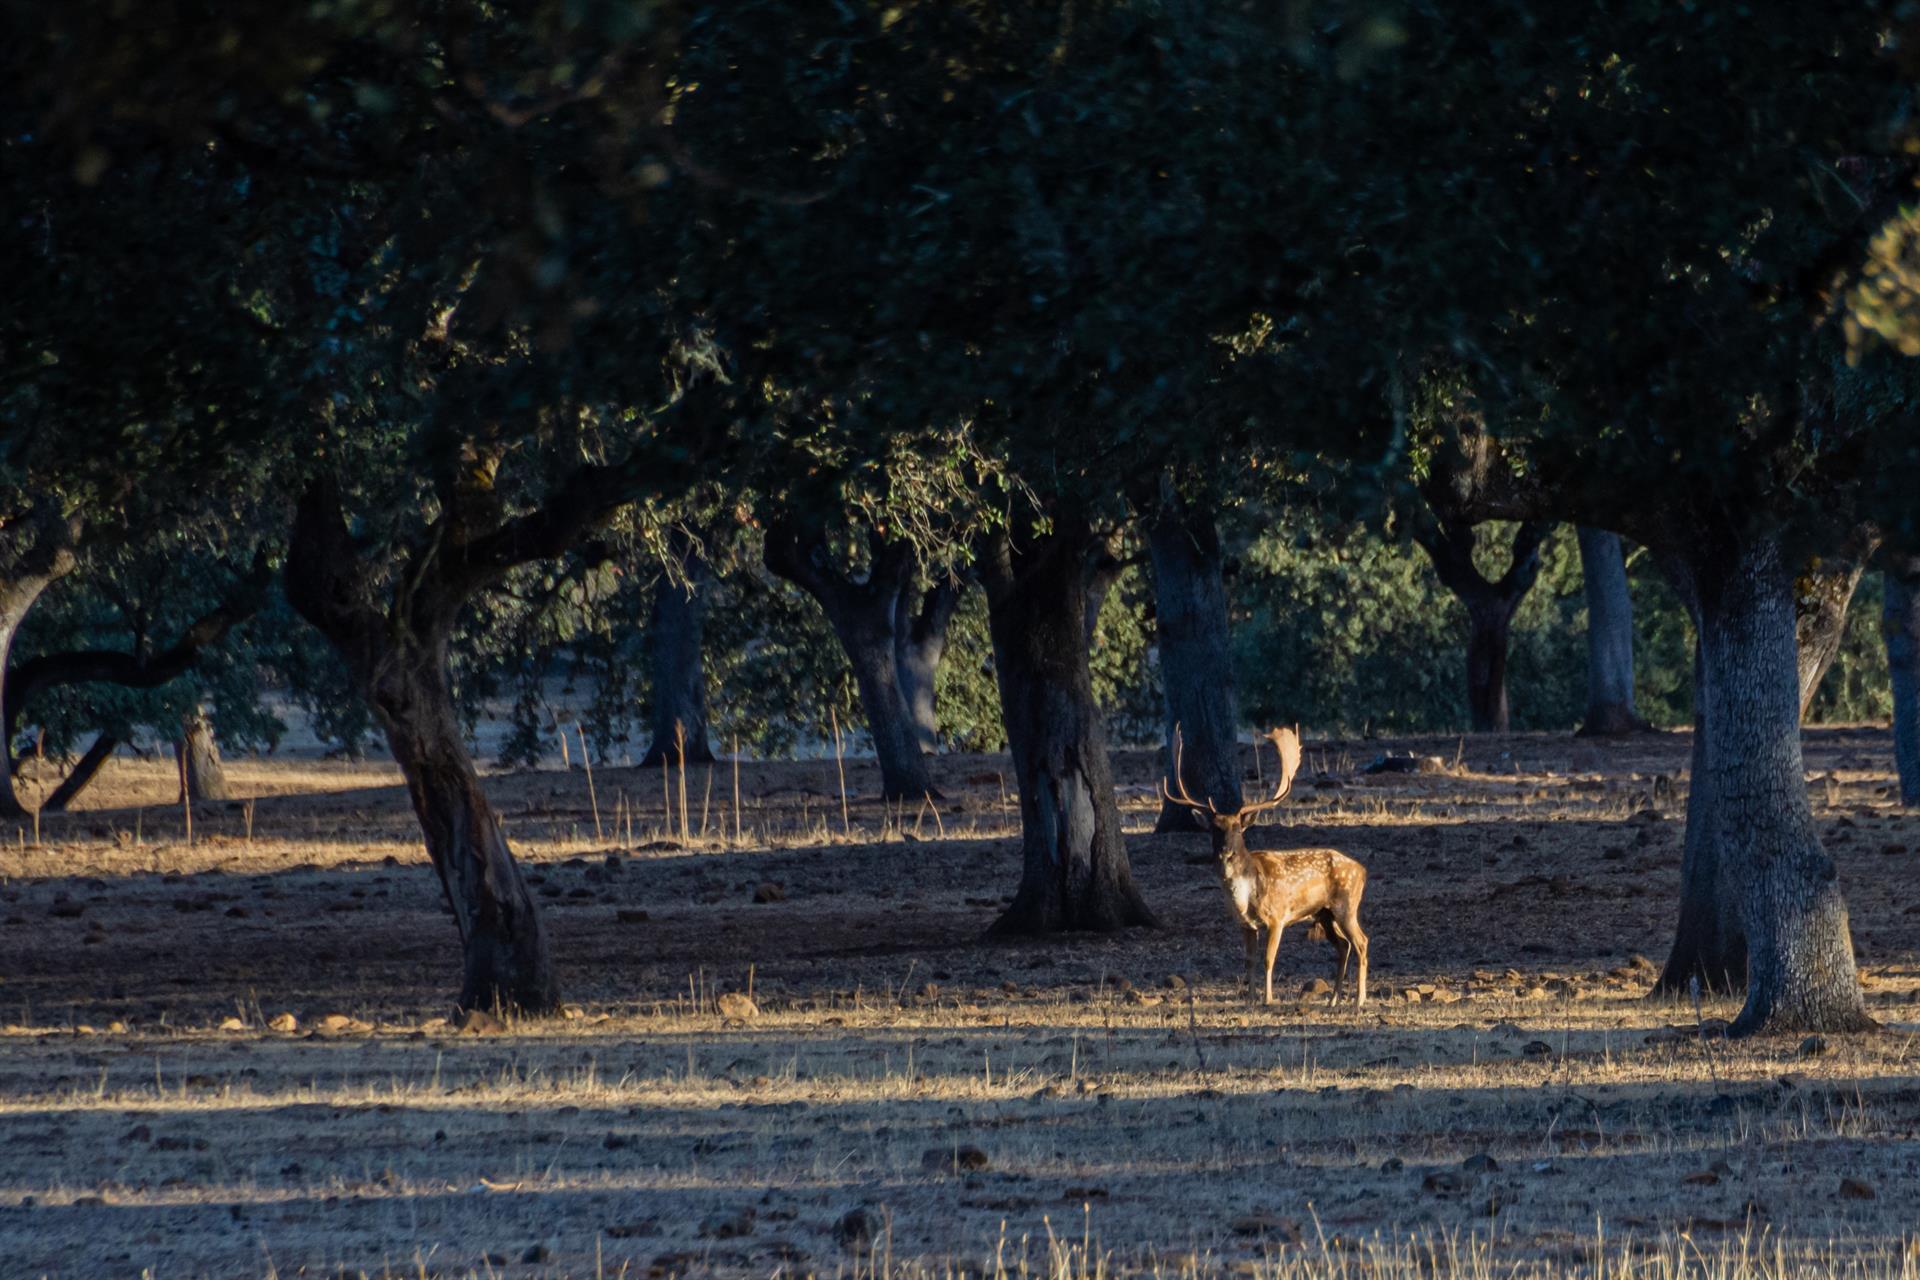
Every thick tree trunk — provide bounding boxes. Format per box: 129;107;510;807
841;615;938;799
1654;630;1746;995
980;521;1156;933
41;733;118;813
1415;518;1549;735
895;580;960;754
765;520;938;801
0;577;65;819
1575;527;1646;735
375;648;559;1014
1147;502;1241;831
1885;557;1920;807
287;485;559;1015
1655;535;1871;1034
0;505;80;817
1464;599;1515;733
640;531;716;767
1794;563;1863;719
1084;548;1123;646
176;707;231;802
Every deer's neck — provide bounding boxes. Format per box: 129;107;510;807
1218;845;1257;880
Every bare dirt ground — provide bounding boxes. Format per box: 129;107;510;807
1;729;1918;1279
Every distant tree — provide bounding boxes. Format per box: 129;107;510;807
1886;556;1920;807
1575;529;1646;736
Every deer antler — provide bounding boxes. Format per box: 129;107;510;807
1161;724;1216;814
1238;725;1303;821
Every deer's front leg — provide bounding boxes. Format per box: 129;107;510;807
1263;924;1283;1005
1241;924;1260;997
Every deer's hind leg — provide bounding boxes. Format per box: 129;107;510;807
1317;908;1353;1005
1335;894;1369;1008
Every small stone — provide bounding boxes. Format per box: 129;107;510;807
1839;1176;1876;1201
1521;1040;1553;1057
318;1014;354;1032
921;1145;990;1173
1461;1153;1500;1173
1379;1156;1404;1173
1301;978;1333;997
1163;974;1188;990
1422;1171;1467;1196
1684;1170;1720;1186
699;1209;755;1238
1523;986;1550;1001
521;1244;551;1264
752;882;786;904
1229;1213;1302;1242
716;992;759;1020
833;1207;875;1247
455;1009;505;1036
268;1013;298;1033
218;1016;246;1032
1798;1035;1830;1058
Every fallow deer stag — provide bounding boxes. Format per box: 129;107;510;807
1164;726;1369;1007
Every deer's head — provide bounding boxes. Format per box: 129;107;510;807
1163;725;1303;860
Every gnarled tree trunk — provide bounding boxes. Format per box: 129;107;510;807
640;530;716;767
1795;560;1865;715
1415;518;1551;733
895;580;960;754
288;483;559;1015
1084;545;1123;646
980;518;1155;933
765;518;937;801
1147;498;1241;831
1653;533;1871;1034
0;506;81;819
176;707;231;802
0;580;57;819
1885;556;1920;807
1575;527;1646;735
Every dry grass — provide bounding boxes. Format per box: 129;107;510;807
0;728;1916;1277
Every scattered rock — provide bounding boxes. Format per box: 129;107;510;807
833;1207;876;1248
1521;1041;1554;1057
716;992;760;1021
1363;753;1447;775
1461;1153;1500;1173
921;1145;990;1173
1422;1171;1468;1196
752;882;786;904
1301;978;1333;998
1229;1213;1302;1242
455;1009;505;1036
1684;1170;1721;1187
317;1014;357;1033
1163;974;1189;990
218;1016;246;1032
700;1210;756;1239
1379;1156;1404;1173
521;1244;551;1264
1798;1035;1830;1058
267;1013;298;1033
1839;1177;1876;1201
605;1220;660;1238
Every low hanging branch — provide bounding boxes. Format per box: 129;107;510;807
4;550;273;757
